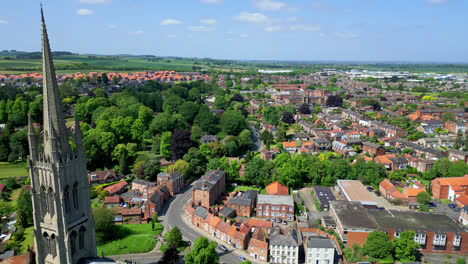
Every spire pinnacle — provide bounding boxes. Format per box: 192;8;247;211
41;5;70;158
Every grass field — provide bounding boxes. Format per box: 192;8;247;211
97;223;163;256
0;162;28;179
20;226;34;254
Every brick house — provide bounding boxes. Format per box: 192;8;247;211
87;169;118;185
448;149;468;164
226;190;258;217
362;142;385;156
157;170;185;195
132;179;157;196
248;228;268;262
256;194;294;221
431;175;468;201
233;225;251;249
145;186;170;219
121;208;142;224
260;149;275;160
104;181;128;196
104;196;121;208
191;206;209;229
455;194;468;208
192;169;226;208
459;205;468;226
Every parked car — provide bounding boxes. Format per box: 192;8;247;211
428;202;437;207
218;244;228;251
455;207;461;212
448;203;456;208
366;187;374;192
239;255;246;262
435;198;441;203
283;220;288;225
374;191;381;196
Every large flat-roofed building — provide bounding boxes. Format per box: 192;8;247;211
256;194;294;221
330;201;468;254
335;180;377;207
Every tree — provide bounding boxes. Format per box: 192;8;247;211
164;227;183;247
185;237;219;264
183;147;207;177
281;112;295;124
220;110;247;135
441;111;456;122
93;208;116;244
326;95;344;107
194;107;218;134
168;159;191;176
456;257;467;264
178;101;199;124
152;212;158;223
160;131;172;159
260;131;274;149
362;231;393;259
144;158;160;181
16;190;33;227
158;245;180;264
238;129;253;150
298;103;311;114
170;130;193;160
416;191;431;205
264;106;280;126
393;231;419;261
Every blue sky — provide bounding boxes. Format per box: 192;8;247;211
0;0;467;62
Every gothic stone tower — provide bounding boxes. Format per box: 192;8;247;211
27;7;97;264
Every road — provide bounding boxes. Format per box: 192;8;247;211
249;123;263;152
431;199;460;221
165;181;243;264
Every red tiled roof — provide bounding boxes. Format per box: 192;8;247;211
266;181;289;195
247;219;273;229
104;181;128;195
403;188;426;198
456;194;468;207
104;196;121;204
379;179;395;191
249;238;268;250
0;184;5;192
121;208;141;216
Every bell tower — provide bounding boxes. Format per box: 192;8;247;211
27;6;97;264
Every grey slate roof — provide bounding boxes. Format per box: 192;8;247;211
257;194;294;206
362;141;382;149
307;238;335;249
220;206;236;217
270;231;299;247
193;206;209;220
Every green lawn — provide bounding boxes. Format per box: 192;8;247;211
0;162;28;178
229;185;266;194
97;223;163;256
7;188;22;209
20;226;34;254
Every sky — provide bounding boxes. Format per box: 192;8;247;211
0;0;467;62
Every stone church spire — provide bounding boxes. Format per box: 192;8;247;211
41;5;70;158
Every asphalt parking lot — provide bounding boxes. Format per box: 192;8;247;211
431;199;460;221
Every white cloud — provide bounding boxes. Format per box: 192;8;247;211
233;12;269;24
200;19;217;25
290;24;321;32
129;30;144;35
160;19;182;26
168;34;177;38
188;26;215;32
77;9;93;16
254;0;285;11
108;24;117;29
335;31;358;39
240;33;249;38
79;0;110;4
426;0;448;4
0;20;8;25
264;25;284;32
201;0;221;3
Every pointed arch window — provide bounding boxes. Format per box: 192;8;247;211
47;187;55;217
40;186;47;218
79;226;86;250
43;232;50;256
50;234;57;258
73;182;79;210
64;186;70;213
70;231;77;256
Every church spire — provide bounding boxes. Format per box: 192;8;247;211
41;5;70;158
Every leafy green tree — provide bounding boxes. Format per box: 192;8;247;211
163;95;184;114
158;245;180;264
220;110;247;135
363;231;393;259
194;107;218;134
456;257;466;264
393;231;419;261
179;101;200;124
164;227;183;247
416;191;431;205
183;147;207;177
441;111;456;122
92;208;116;244
160;131;172;159
168;159;191;176
9;130;28;161
213;96;227;109
238;129;253;149
16;190;33;227
260;131;274;149
185;237;219;264
144;158;161;181
264;106;280;125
